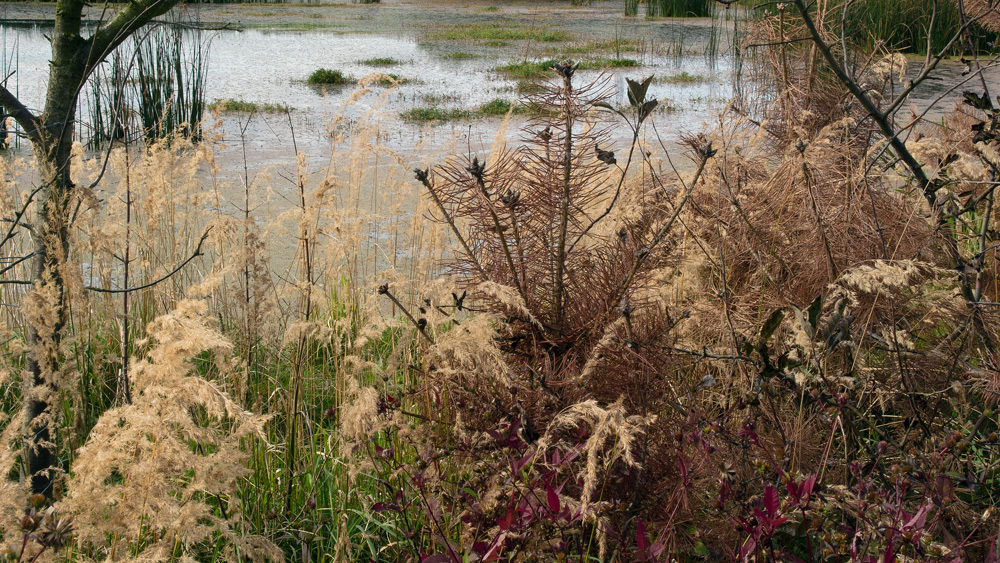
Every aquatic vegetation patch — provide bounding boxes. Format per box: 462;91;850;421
432;23;569;43
358;57;402;66
306;68;352;85
402;98;539;122
656;71;708;84
562;37;645;54
208;99;292;113
401;106;472;122
477;98;530;116
493;58;638;80
440;51;480;60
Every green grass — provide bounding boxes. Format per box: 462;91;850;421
440;51;480;60
401;98;537;122
561;38;645;55
484;5;499;10
478;98;530;116
840;0;965;54
420;92;462;105
656;71;708;84
401;107;472;122
585;57;640;68
492;58;638;80
492;59;560;80
306;68;352;85
358;57;401;66
208;99;292;113
644;0;715;17
432;23;569;43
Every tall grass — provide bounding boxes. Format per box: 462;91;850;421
134;25;208;142
645;0;715;17
85;25;209;148
841;0;963;53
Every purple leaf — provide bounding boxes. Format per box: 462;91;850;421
636;518;650;553
763;486;780;516
547;483;560;514
903;503;931;532
482;531;508;562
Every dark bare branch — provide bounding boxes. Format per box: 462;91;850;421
85;228;211;294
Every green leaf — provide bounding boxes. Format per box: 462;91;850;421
638;99;658;123
626;74;654;107
758;309;784;347
807;294;822;336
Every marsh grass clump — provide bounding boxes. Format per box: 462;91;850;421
477;97;530;116
306;68;351;85
432;23;569;43
493;58;639;80
440;51;479;60
492;59;560;80
656;70;707;83
401;106;471;122
840;0;963;53
208;98;292;113
357;56;401;66
644;0;715;17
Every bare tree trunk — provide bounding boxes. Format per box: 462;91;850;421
0;0;182;497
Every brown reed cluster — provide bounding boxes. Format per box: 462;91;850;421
349;13;1000;556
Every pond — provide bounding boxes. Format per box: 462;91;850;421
0;1;739;166
1;0;991;273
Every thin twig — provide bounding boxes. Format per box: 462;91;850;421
85;228;211;294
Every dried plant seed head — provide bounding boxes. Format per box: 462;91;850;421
595;146;616;165
40;511;73;550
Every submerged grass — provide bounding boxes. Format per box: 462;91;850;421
358;57;401;66
432;23;569;42
401;98;534;122
208;99;292;113
492;57;639;79
439;51;480;60
656;71;708;84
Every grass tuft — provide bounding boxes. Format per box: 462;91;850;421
656;71;708;84
493;58;638;80
441;51;480;60
208;99;292;113
358;57;401;66
432;23;569;43
306;68;351;85
401;107;471;122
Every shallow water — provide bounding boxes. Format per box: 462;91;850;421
0;11;735;158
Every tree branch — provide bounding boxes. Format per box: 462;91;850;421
791;0;934;202
85;227;211;294
85;0;182;76
0;84;41;145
